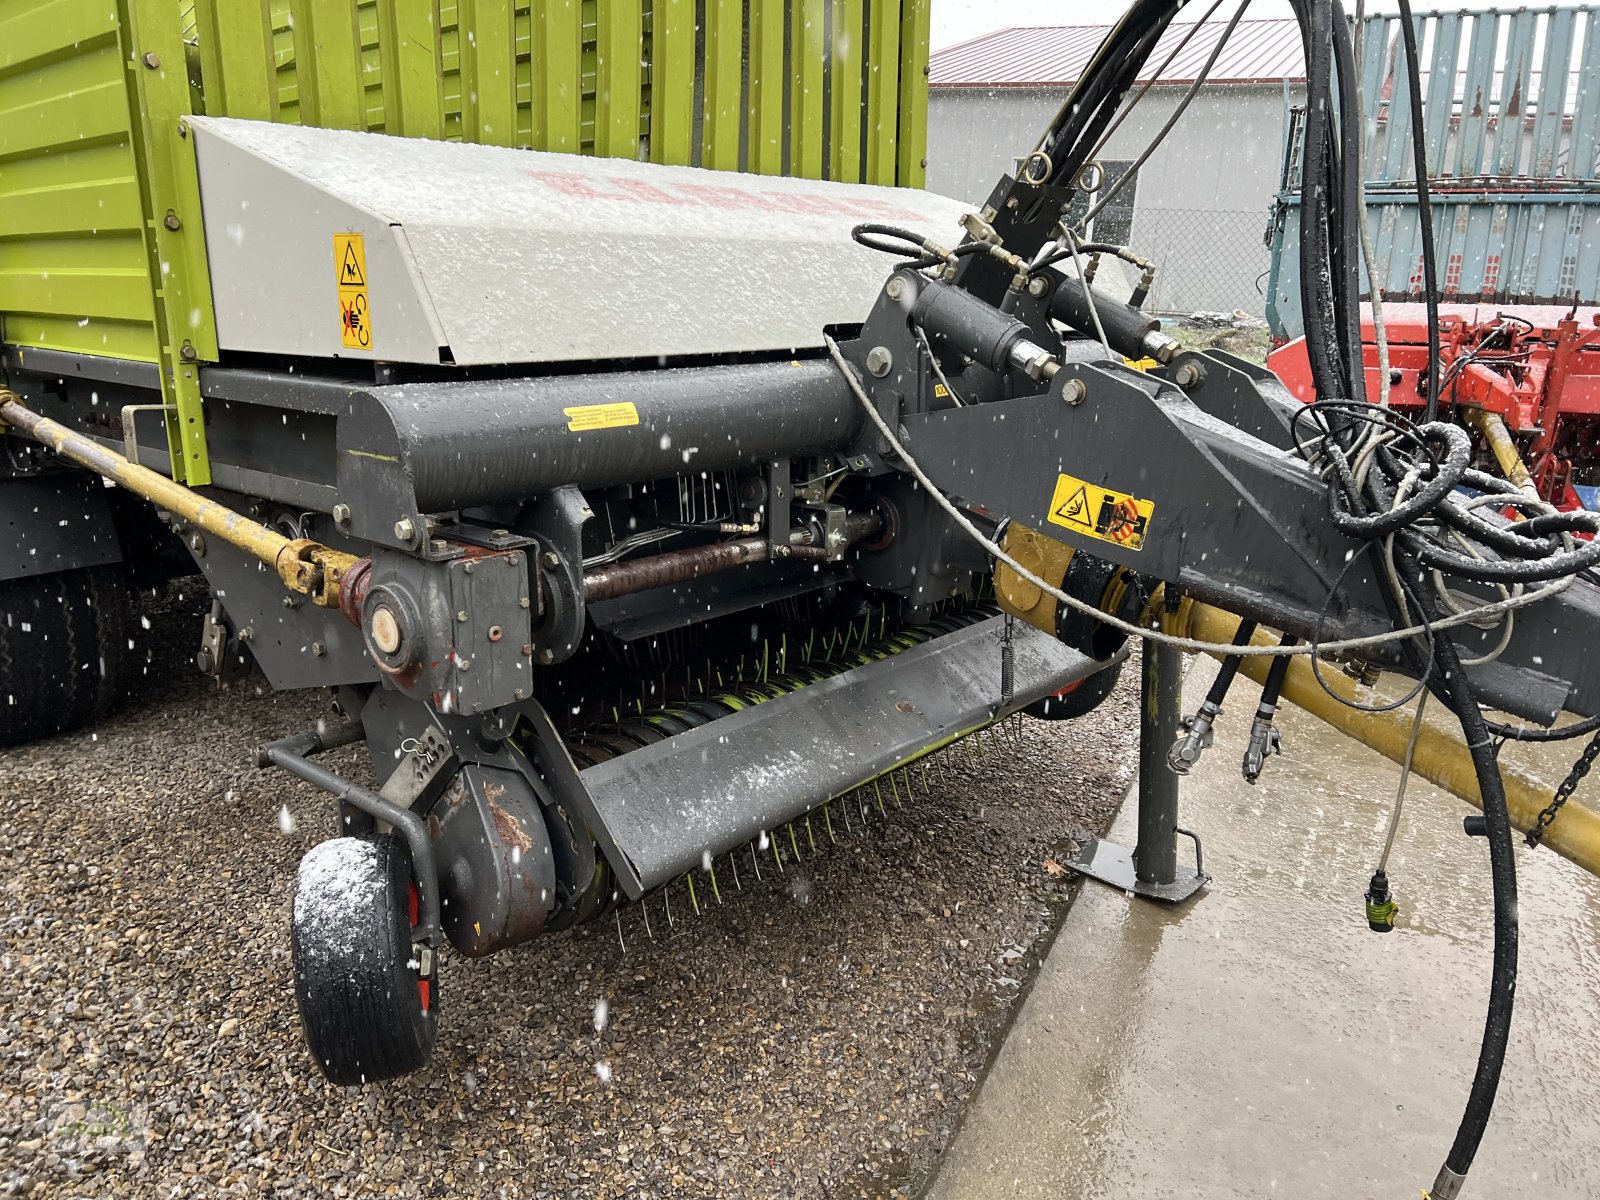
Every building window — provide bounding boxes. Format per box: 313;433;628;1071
1060;160;1138;246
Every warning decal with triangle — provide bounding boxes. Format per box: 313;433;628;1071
1045;471;1155;551
338;240;367;287
332;233;373;350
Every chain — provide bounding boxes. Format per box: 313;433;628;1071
1526;728;1600;849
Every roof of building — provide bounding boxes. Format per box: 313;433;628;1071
930;19;1307;88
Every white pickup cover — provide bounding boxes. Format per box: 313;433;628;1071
189;117;974;367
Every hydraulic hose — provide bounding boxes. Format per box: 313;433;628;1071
1396;0;1442;422
1206;620;1259;707
1407;561;1518;1199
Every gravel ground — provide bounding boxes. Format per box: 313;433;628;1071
0;584;1139;1199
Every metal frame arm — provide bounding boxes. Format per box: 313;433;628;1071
892;358;1600;725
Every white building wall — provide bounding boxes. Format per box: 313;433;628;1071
927;84;1306;314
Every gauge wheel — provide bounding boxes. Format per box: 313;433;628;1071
291;833;437;1084
1023;659;1124;721
0;565;129;747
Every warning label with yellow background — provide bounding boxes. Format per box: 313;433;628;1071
1045;472;1155;551
564;402;640;432
334;233;372;350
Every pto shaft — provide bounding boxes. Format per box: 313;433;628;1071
0;390;360;607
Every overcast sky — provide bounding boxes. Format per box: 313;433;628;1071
932;0;1512;50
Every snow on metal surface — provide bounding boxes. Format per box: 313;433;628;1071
190;117;974;367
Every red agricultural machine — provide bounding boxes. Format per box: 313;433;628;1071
1269;303;1600;510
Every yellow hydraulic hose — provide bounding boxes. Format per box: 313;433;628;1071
1177;600;1600;880
1463;408;1539;499
0;390;358;606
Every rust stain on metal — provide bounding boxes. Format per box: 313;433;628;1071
487;800;534;855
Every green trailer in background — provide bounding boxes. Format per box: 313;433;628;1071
1;0;932;487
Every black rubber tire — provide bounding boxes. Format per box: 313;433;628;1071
291;834;438;1085
0;565;129;747
1023;659;1124;721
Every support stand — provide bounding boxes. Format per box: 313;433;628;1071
1068;640;1210;902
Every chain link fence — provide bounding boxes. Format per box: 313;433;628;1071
1119;207;1277;318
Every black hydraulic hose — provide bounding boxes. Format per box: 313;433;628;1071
1405;553;1519;1196
1323;437;1520;1196
1034;0;1181;187
1258;634;1296;708
1396;0;1442;422
1079;0;1251;229
1294;0;1349;403
1205;619;1259;706
1329;0;1367;405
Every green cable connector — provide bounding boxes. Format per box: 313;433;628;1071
1365;870;1398;932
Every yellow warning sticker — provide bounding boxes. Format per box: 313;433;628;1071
933;383;951;398
1045;472;1155;551
564;402;640;432
334;233;372;350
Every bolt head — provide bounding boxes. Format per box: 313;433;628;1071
393;517;417;543
457;658;472;673
463;560;476;574
540;551;560;570
866;346;893;378
369;606;402;654
1028;276;1050;298
885;276;906;301
310;641;326;657
141;52;160;69
456;610;469;623
332;503;352;527
535;648;555;665
1061;379;1088;406
163;212;182;231
1174;362;1203;388
518;596;531;609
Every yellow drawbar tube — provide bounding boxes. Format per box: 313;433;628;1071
1178;600;1600;880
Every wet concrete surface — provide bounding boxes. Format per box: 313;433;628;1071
927;656;1600;1199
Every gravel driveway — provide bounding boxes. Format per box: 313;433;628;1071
0;585;1137;1199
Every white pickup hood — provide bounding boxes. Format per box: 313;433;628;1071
189;117;974;367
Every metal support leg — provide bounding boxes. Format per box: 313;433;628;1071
1068;642;1210;902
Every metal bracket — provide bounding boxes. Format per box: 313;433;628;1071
1069;639;1210;904
120;403;175;468
256;721;449;946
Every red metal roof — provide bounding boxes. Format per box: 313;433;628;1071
931;18;1307;88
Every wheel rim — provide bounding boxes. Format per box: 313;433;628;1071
407;881;431;1013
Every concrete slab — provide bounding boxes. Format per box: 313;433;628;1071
926;657;1600;1200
